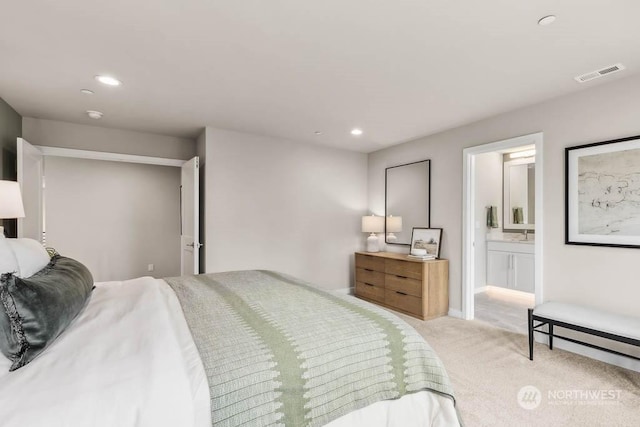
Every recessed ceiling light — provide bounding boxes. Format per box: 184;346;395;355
351;128;363;136
80;89;94;95
538;15;556;26
86;110;104;119
95;75;122;87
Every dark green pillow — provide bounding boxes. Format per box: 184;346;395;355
0;255;94;371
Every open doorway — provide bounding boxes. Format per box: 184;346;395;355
462;133;543;332
16;139;201;281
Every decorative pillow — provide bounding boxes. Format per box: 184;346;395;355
46;247;60;258
0;255;94;371
0;239;19;275
6;238;50;278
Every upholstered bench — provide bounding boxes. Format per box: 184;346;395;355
528;302;640;361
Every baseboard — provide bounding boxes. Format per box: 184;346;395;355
474;286;488;294
535;335;640;373
333;287;353;295
448;308;464;319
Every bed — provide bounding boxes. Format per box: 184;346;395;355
0;255;461;426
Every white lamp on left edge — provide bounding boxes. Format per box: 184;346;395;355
362;215;384;253
0;180;26;238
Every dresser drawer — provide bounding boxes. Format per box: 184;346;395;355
355;268;385;287
384;289;423;317
356;281;385;303
355;254;385;272
385;274;422;297
385;259;422;280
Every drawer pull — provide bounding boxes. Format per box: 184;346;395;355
364;282;374;287
395;275;407;279
396;291;408;296
365;268;374;272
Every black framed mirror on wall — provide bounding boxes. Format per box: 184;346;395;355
385;160;431;245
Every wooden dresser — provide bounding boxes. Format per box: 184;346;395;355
354;251;449;320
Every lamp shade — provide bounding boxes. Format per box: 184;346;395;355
386;215;402;233
361;215;384;233
0;180;26;219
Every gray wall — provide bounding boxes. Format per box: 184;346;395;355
202;127;368;290
23;118;195;159
369;73;640;317
45;157;181;281
0;97;22;236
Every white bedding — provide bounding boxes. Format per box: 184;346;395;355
0;277;458;427
0;277;210;427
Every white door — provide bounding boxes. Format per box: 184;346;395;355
180;156;200;275
17;138;44;242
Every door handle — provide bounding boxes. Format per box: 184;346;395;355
187;242;203;249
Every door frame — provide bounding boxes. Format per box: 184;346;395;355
17;138;44;241
461;132;544;320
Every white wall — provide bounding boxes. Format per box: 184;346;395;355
23;118;195;160
202;127;368;290
45;157;181;281
474;152;502;289
369;73;640;317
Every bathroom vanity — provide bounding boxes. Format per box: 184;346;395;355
486;239;534;293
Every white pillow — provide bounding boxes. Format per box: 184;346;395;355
6;238;50;278
0;238;20;275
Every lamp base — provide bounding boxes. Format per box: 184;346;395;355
0;226;4;238
386;233;397;243
366;233;380;252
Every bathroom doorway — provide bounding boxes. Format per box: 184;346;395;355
461;133;543;328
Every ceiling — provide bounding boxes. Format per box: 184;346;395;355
2;1;639;153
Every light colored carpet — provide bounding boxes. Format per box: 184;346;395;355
396;314;640;427
474;290;534;335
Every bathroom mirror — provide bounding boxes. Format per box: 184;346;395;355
503;157;535;231
385;160;430;245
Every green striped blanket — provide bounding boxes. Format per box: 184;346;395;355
164;270;457;427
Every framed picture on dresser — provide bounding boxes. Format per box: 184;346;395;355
410;227;443;258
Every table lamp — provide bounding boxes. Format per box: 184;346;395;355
386;215;402;243
0;180;26;238
361;215;384;252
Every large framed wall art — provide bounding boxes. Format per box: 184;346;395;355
566;134;640;248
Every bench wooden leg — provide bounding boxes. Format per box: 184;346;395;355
528;308;534;360
549;323;554;350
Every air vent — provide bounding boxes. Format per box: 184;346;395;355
574;63;625;83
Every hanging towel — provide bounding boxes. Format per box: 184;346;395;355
513;207;524;224
487;206;499;228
